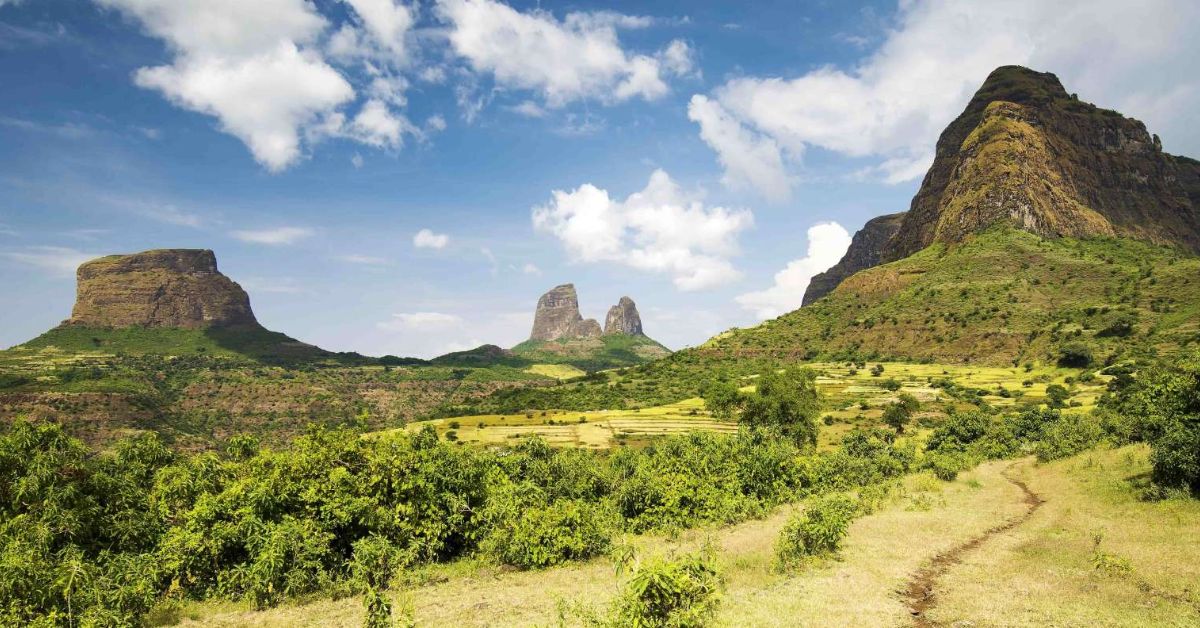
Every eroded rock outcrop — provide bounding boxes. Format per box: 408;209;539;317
67;249;259;329
603;297;644;336
883;65;1200;262
802;212;906;306
529;284;602;341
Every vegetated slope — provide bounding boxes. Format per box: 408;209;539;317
510;333;671;371
699;227;1200;366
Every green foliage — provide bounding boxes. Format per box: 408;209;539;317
775;493;859;569
1057;342;1094;368
738;368;822;448
1035;413;1104;462
701;380;742;419
605;552;722;628
480;483;613;569
1106;356;1200;494
882;393;919;434
1045;384;1070;408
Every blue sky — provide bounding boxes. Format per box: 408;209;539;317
2;0;1198;357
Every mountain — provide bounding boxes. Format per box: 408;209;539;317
697;66;1200;367
884;65;1200;263
803;212;906;305
806;66;1200;311
13;249;335;363
508;286;669;370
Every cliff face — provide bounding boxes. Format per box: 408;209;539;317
68;249;259;329
603;296;645;336
529;284;602;341
802;212;906;305
884;65;1200;262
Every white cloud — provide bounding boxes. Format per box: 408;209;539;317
425;114;447;132
736;222;852;319
533;169;753;291
351;152;365;168
434;0;677;107
230;226;314;245
413;228;449;249
688;95;792;203
342;0;414;58
521;262;541;275
510;100;547;118
335;253;387;265
1;246;94;277
377;311;463;331
96;0;355;172
348;98;418;148
692;0;1200;196
659;39;695;77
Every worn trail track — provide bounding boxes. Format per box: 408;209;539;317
902;463;1045;627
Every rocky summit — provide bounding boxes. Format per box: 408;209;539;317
67;249;259;329
883;65;1200;263
603;296;644;336
529;284;602;341
802;212;906;305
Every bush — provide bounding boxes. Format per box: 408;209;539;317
1150;421;1200;494
481;484;613;569
1058;342;1094;368
775;493;858;569
607;552;722;628
1045;384;1070;408
882;393;919;434
870;364;885;377
738;368;822;448
880;378;902;392
1035;413;1104;462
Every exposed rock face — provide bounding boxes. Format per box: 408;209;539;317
529;284;602;341
603;296;645;336
68;249;259;329
883;65;1200;262
802;212;906;306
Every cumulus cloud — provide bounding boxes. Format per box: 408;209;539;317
688;95;791;202
435;0;680;107
378;311;463;331
1;246;95;277
736;222;852;320
533;169;753;291
95;0;425;171
230;226;314;245
692;0;1200;198
413;228;449;249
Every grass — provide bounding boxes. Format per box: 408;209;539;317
510;334;671;371
524;363;587;380
699;227;1200;367
167;446;1200;627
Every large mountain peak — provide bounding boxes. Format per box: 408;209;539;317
67;249;259;329
882;64;1200;263
604;296;644;336
529;283;602;341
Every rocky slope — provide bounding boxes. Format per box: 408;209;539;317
68;249;258;329
802;213;906;305
883;65;1200;262
603;296;645;336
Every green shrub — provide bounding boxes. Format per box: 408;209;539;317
1150;421;1200;494
1035;413;1104;462
738;367;822;448
775;493;858;569
1058;342;1094;368
607;552;722;628
481;485;613;569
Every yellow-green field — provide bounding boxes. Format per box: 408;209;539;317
171;445;1198;627
522;363;587;380
396;361;1106;450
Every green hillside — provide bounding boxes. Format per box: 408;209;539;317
703;226;1200;367
510;333;671;371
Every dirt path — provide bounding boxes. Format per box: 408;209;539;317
903;462;1044;627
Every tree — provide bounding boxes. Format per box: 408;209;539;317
739;368;822;447
702;380;743;419
1057;342;1094;368
882;393;919;434
1045;384;1070;408
870;364;885;377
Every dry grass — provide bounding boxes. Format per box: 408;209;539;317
931;445;1200;627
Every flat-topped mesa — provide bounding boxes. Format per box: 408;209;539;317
67;249;259;329
603;296;644;336
882;65;1200;262
529;284;601;341
803;212;906;306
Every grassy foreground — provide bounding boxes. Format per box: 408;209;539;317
173;444;1198;627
